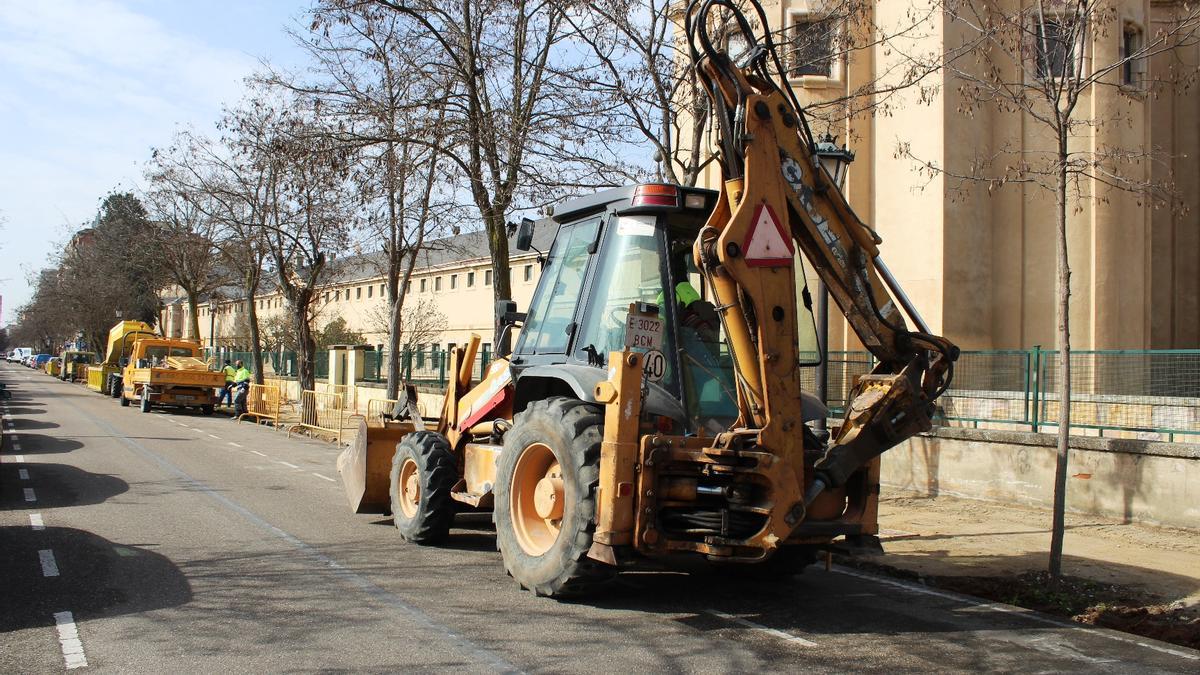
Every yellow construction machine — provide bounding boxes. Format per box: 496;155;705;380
117;338;221;414
87;321;157;395
338;0;956;597
59;350;96;383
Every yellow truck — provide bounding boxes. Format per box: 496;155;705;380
59;350;96;383
118;338;222;414
87;321;158;395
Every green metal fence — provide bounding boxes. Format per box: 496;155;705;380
804;348;1200;440
359;346;494;387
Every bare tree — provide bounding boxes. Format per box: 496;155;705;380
316;0;632;347
226;84;356;392
897;0;1200;578
162;128;274;384
144;140;223;342
287;4;457;399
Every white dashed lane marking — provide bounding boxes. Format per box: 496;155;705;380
705;609;818;647
30;513;45;530
277;461;300;470
39;549;60;577
54;611;88;669
18;468;29;480
23;487;36;502
207;434;221;439
251;450;267;457
228;442;243;448
312;473;336;482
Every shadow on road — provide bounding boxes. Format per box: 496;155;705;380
2;434;83;455
1;407;47;417
0;526;193;632
8;419;60;431
0;462;128;510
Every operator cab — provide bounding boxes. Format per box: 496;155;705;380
509;183;822;435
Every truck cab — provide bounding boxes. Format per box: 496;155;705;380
506;183;825;435
119;338;223;414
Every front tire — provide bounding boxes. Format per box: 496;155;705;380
389;431;457;544
494;397;613;597
119;393;130;407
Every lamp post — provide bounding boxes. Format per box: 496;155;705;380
812;134;856;430
208;299;218;358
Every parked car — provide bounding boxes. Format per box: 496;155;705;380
8;347;32;363
32;353;53;369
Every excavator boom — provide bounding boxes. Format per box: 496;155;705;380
685;0;957;501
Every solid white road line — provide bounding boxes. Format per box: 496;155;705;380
18;468;29;480
312;472;336;482
228;442;243;448
39;549;60;577
705;609;818;647
53;611;88;669
30;513;45;530
24;487;36;502
831;566;1200;661
278;461;300;469
15;454;24;462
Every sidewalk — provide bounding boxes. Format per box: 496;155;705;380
872;494;1200;604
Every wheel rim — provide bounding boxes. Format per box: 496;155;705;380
510;442;564;556
397;458;420;519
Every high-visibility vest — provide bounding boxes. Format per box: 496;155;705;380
234;367;251;383
223;365;236;383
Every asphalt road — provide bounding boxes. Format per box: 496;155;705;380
2;361;1198;673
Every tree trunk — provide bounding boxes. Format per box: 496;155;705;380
386;284;403;399
294;291;317;393
1048;138;1072;579
488;211;512;347
186;291;201;342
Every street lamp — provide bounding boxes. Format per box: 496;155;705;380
814;133;855;190
811;133;855;431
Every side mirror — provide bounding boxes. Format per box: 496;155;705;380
515;217;535;252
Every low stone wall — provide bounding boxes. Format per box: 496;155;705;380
883;427;1200;530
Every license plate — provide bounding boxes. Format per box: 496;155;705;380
175;395;194;402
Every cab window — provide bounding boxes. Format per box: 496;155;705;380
517;217;600;354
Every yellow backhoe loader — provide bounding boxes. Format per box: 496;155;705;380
338;0;956;597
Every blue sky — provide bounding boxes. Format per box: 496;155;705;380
0;0;309;327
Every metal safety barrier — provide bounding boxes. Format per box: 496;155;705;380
317;382;352;409
288;390;355;444
239;383;282;427
365;398;399;427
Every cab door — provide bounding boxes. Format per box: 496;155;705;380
512;216;602;367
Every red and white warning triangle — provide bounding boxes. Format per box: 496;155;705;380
742;203;793;267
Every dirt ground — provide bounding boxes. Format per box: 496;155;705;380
854;494;1200;648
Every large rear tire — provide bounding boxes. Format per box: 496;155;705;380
494;397;613;597
389;431;457;544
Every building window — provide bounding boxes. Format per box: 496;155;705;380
1035;16;1075;80
335;290;341;301
523;264;532;282
1122;22;1145;88
380;283;385;295
420;278;426;293
434;277;442;292
485;269;492;286
788;14;835;78
467;271;475;287
356;287;362;300
367;285;373;298
450;274;458;290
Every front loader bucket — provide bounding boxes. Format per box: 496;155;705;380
336;417;417;514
